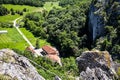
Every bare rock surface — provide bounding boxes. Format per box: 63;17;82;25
0;49;45;80
76;50;119;80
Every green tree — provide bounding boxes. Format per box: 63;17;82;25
23;8;27;12
0;5;9;16
19;11;23;15
0;0;44;7
112;45;120;55
11;11;15;15
36;39;40;49
10;8;14;12
117;20;120;35
105;26;114;34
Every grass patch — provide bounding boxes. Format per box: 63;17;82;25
0;4;43;23
3;4;38;11
20;28;50;47
0;28;50;50
0;14;20;23
44;2;61;11
0;28;28;50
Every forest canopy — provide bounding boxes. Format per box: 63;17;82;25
23;1;91;57
0;0;44;7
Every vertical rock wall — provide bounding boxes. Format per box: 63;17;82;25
88;0;108;41
88;0;120;41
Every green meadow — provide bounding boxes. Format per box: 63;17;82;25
3;4;43;13
0;14;20;23
20;28;50;47
0;28;49;50
44;2;61;11
0;28;27;50
0;4;43;22
3;4;39;11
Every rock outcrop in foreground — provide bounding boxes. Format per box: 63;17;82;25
0;49;45;80
76;50;119;80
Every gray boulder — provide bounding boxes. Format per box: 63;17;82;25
76;50;119;80
0;49;45;80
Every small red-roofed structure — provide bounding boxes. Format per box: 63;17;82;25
0;30;8;34
42;45;59;55
26;45;62;66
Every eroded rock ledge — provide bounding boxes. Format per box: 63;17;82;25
76;50;119;80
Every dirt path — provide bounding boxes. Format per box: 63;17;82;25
13;17;34;49
13;18;43;56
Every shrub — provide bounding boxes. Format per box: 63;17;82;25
117;67;120;79
11;11;15;15
0;74;12;80
23;8;27;12
0;5;9;16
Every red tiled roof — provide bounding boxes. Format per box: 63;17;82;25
42;45;57;55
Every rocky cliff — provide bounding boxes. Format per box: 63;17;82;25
89;0;120;40
76;50;119;80
0;49;45;80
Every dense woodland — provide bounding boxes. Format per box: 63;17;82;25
0;5;9;16
22;0;120;59
59;0;82;7
23;1;91;57
0;0;44;7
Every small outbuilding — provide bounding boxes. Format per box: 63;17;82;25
0;30;8;34
42;45;59;55
26;45;62;66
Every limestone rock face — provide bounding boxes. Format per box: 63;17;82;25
76;50;119;80
88;0;120;40
0;49;45;80
88;0;107;40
